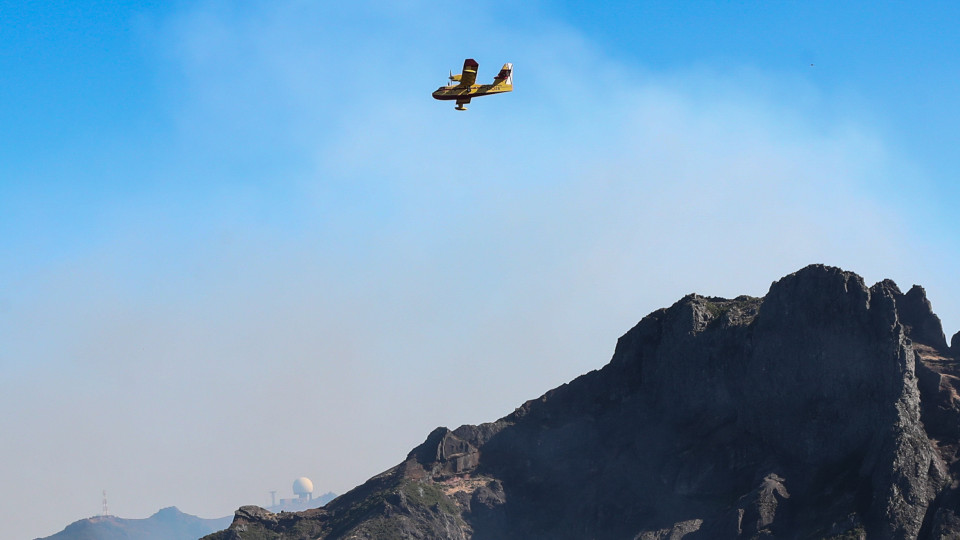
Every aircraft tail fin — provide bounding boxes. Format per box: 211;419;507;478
494;63;513;86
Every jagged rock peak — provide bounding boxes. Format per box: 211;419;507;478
408;427;480;477
900;284;949;351
766;264;948;351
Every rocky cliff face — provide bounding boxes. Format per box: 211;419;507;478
205;265;960;540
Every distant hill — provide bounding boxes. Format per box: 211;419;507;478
37;492;338;540
37;507;232;540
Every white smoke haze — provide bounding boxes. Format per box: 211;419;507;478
2;2;957;539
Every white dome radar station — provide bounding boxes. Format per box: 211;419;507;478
293;477;314;500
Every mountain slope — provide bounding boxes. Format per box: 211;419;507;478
205;265;960;539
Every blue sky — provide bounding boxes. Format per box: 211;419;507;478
2;2;959;538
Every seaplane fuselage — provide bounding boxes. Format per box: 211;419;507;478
433;59;513;110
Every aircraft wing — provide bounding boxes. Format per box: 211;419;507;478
457;58;478;86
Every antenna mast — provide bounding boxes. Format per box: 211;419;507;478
101;490;109;517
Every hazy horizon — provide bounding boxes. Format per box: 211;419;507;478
4;2;960;539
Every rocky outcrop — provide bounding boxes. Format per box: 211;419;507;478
409;427;481;477
205;265;960;540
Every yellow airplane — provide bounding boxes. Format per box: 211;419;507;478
432;59;513;110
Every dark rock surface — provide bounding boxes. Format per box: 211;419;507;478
205;265;960;540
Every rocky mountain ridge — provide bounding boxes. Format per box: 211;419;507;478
205;265;960;539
